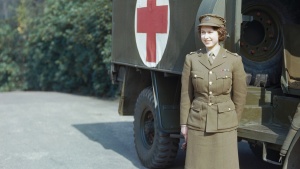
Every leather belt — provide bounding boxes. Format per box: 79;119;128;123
195;95;231;104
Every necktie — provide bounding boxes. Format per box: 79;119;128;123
208;53;214;65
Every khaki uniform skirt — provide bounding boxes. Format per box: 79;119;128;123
185;129;239;169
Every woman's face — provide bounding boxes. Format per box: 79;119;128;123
200;26;219;50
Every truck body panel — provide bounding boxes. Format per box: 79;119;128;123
111;0;300;168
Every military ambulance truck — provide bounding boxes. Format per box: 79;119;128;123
111;0;300;168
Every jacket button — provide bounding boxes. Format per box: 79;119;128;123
209;71;212;74
228;108;231;110
208;103;212;106
225;75;228;78
209;91;212;95
194;74;197;78
209;81;212;85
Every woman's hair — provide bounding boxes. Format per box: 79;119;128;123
198;26;227;42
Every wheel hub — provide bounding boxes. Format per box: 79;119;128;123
241;5;281;62
142;111;154;148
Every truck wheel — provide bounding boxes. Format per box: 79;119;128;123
133;87;179;169
240;0;293;86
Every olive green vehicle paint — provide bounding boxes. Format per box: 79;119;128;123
111;0;300;168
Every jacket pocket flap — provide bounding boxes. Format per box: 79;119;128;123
216;72;232;79
217;101;235;113
190;101;201;112
191;71;204;79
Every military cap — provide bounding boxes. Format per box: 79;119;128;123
198;14;226;28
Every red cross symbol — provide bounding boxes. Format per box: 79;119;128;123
137;0;168;63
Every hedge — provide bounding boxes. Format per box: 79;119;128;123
0;0;117;97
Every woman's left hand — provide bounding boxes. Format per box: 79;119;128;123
181;125;188;149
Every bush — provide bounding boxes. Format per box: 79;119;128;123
0;21;27;91
25;0;116;97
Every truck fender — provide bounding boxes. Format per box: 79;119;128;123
281;103;300;154
282;129;300;169
151;71;181;133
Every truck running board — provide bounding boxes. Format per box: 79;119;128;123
238;124;288;145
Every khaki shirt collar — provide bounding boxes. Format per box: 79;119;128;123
206;44;221;58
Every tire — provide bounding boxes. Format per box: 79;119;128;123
133;87;179;169
240;0;294;86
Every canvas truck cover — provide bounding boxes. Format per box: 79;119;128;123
112;0;241;74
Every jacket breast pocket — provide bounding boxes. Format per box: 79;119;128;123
191;71;205;92
217;101;238;130
216;72;232;93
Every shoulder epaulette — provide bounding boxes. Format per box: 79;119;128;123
197;48;203;54
188;49;203;55
225;49;239;57
188;51;197;55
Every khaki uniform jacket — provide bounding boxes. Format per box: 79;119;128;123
180;47;247;132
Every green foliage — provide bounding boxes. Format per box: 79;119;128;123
0;0;116;97
0;21;27;91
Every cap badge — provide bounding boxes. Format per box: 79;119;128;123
204;16;210;21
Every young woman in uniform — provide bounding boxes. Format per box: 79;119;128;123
180;14;247;169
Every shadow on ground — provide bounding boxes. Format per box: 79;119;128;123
73;121;186;169
73;122;145;168
73;122;281;169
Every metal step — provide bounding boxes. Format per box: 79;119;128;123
246;87;272;105
240;105;273;125
238;124;288;145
